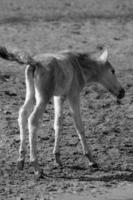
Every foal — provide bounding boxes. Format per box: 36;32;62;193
0;46;125;175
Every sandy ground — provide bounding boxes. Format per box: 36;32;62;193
0;0;133;199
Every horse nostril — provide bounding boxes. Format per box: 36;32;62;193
118;88;125;99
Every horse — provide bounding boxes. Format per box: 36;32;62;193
0;46;125;176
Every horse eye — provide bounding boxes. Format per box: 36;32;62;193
112;69;115;74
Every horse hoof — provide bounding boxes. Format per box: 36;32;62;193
34;169;42;178
54;153;62;167
54;160;62;168
30;160;43;177
88;162;99;170
17;159;25;170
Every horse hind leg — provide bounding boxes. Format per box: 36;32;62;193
17;65;35;170
53;96;63;166
28;94;50;176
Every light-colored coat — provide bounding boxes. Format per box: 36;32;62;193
0;46;125;176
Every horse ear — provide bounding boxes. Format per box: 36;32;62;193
97;48;108;63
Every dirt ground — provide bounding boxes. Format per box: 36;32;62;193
0;0;133;199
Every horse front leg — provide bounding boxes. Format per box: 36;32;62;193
68;93;98;168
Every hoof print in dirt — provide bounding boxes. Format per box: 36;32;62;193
4;90;17;96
